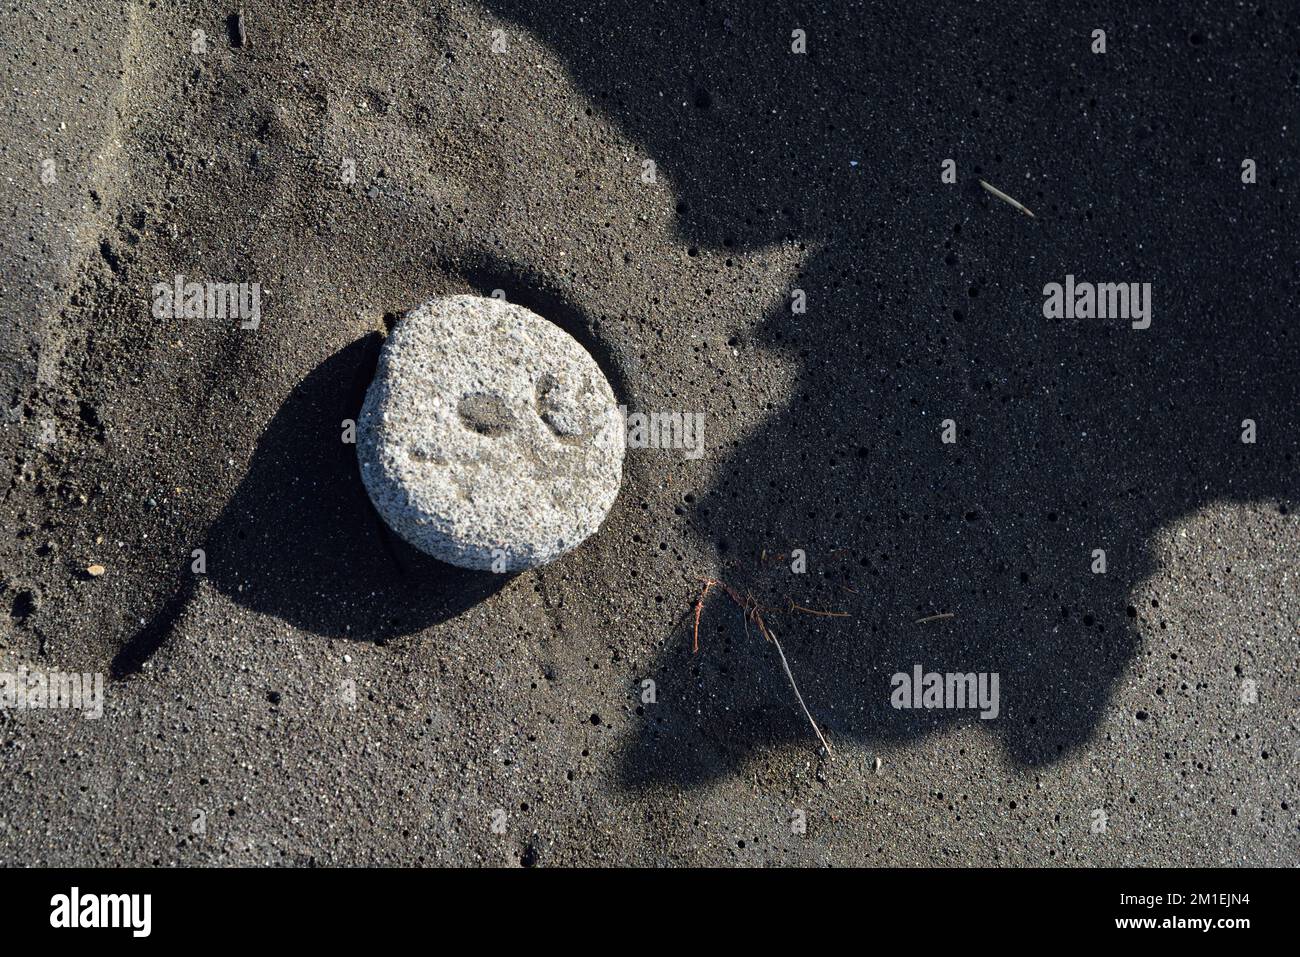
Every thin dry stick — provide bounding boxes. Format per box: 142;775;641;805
788;599;849;618
692;578;833;756
764;620;834;756
978;178;1036;218
914;612;956;624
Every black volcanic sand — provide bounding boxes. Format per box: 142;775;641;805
0;1;1295;865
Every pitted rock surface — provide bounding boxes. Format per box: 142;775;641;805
357;295;624;571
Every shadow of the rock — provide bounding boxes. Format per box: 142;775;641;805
112;335;505;676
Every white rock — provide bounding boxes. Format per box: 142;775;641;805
357;295;624;571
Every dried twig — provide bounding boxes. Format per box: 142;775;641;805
788;599;848;618
691;577;833;755
914;611;955;624
765;620;834;756
978;178;1035;218
692;579;716;653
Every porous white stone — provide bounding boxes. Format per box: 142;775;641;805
357;295;624;571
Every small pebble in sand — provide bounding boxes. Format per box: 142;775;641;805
86;564;106;577
357;295;624;571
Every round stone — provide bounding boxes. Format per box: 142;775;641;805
357;295;625;571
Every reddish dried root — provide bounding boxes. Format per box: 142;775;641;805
692;579;717;653
690;577;834;756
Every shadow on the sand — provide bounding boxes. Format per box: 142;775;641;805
481;0;1300;788
111;335;504;676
